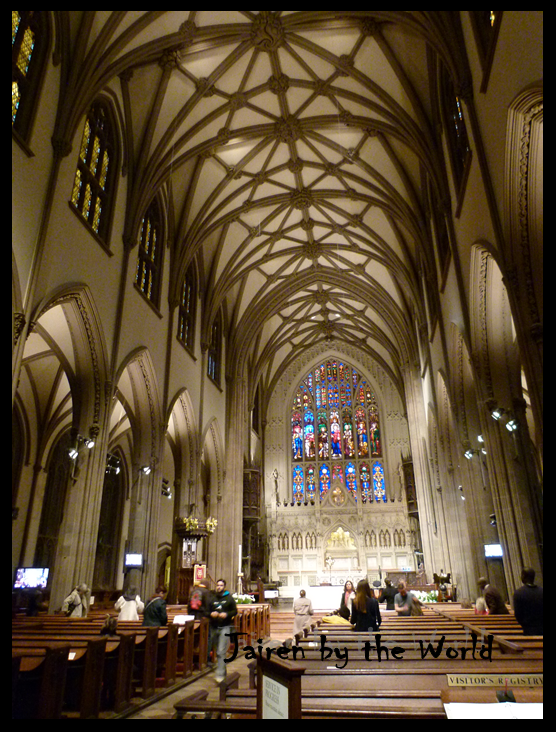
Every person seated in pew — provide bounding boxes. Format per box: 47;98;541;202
513;567;543;635
142;585;168;627
61;583;91;617
474;596;488;615
477;577;509;615
114;585;145;621
26;588;48;616
394;581;421;617
350;579;381;631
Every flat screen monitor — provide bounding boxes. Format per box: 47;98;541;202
484;543;503;558
125;553;143;568
13;567;50;589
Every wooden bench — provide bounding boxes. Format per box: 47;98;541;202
175;690;447;719
11;615;199;717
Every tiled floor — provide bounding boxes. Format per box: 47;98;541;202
126;656;252;719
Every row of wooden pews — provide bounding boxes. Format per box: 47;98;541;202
174;604;543;718
232;604;271;646
12;607;210;719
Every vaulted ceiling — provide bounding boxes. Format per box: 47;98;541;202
59;11;465;397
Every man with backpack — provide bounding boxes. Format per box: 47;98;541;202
188;579;213;620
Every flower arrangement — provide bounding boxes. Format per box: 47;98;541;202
183;516;199;531
206;516;218;534
412;589;439;603
233;593;256;604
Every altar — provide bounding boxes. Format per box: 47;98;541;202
279;583;346;611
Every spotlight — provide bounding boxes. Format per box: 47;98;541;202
458;485;465;501
489;513;497;527
141;465;151;475
68;445;79;460
83;437;95;449
464;449;474;460
478;434;484;443
491;407;504;421
506;418;518;432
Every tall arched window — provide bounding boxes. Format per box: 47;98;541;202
440;69;472;210
135;199;163;306
207;310;222;384
70;100;118;242
178;263;197;351
290;360;386;502
12;11;49;143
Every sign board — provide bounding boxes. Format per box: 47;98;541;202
256;655;305;719
447;674;543;687
261;674;289;719
194;564;206;583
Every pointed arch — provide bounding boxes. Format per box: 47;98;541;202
115;347;163;467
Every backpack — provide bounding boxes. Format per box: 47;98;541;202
190;589;203;611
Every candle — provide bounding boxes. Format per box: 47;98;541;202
238;544;242;569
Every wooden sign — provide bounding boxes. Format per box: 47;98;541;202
447;674;543;687
256;655;305;719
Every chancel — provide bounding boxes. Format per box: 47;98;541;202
13;10;542;719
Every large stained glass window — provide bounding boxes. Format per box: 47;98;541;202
291;360;386;502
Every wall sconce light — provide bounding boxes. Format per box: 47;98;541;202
106;453;121;475
161;478;172;499
68;433;95;460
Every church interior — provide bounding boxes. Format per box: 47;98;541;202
13;11;542;625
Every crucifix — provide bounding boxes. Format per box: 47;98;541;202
325;554;335;584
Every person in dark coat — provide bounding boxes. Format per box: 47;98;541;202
142;585;168;626
188;579;213;620
350;579;381;632
379;579;397;610
513;568;543;635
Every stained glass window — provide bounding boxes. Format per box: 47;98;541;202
207;310;223;384
291;360;386;502
70;101;116;241
178;264;197;350
136;199;163;305
12;11;48;141
372;461;387;503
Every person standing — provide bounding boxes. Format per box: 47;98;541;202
350;579;381;631
339;581;355;620
379;579;397;610
209;578;237;683
142;585;168;626
513;568;543;635
394;581;420;616
293;589;314;637
62;583;91;617
114;586;145;621
188;579;213;621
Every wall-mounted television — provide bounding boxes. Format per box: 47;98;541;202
124;553;143;569
13;567;50;590
484;543;503;558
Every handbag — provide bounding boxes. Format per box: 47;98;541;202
410;599;423;616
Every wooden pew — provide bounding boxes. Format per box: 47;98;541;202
12;644;70;719
11;615;196;716
12;636;107;718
